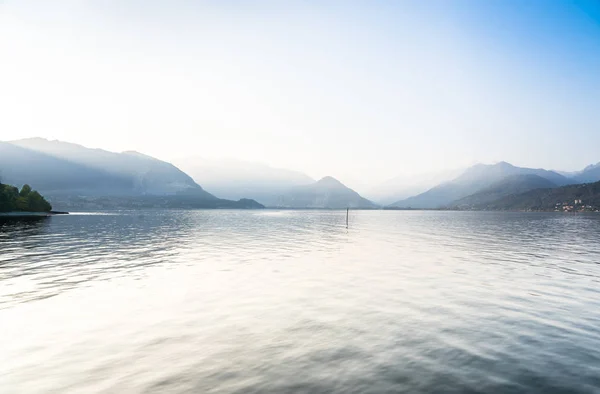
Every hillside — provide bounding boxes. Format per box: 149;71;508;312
574;163;600;183
174;157;315;206
2;138;209;197
0;139;264;210
273;176;378;209
449;174;558;209
482;181;600;212
366;167;463;205
390;162;571;209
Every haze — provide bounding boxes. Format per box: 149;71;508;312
1;0;599;188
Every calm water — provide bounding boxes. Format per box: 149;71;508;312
1;210;600;393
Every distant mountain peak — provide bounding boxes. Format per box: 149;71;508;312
273;176;376;209
574;162;600;183
10;137;107;153
13;137;49;142
316;176;344;187
583;162;600;172
390;161;572;209
1;138;208;197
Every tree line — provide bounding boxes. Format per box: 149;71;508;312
0;183;52;212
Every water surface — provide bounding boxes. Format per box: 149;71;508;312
1;210;600;393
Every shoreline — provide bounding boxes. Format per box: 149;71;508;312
0;211;69;218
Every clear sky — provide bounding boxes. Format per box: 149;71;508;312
1;0;599;187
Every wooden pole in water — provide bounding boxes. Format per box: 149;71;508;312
346;207;349;228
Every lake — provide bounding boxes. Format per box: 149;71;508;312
1;210;600;393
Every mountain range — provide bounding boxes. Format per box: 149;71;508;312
174;157;316;206
272;176;377;209
0;138;258;209
390;162;583;209
387;161;600;210
174;157;378;208
2;138;600;212
364;167;464;205
449;174;558;209
1;138;206;197
574;163;600;184
481;181;600;212
0;138;377;210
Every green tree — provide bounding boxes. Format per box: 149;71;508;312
0;184;19;212
27;191;52;212
0;183;52;212
19;184;32;197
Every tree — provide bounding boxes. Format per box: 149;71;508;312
0;184;19;212
27;191;52;212
20;184;32;197
0;183;52;212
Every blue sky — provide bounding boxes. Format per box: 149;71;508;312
1;0;598;187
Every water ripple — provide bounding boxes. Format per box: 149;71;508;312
1;211;600;393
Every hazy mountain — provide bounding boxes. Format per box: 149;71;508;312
4;138;207;197
555;170;580;178
0;138;267;210
273;176;378;209
0;141;130;195
366;167;464;205
174;157;315;205
390;162;572;209
582;162;600;172
482;181;600;211
573;162;600;183
449;174;557;209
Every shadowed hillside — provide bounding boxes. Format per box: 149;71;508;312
481;181;600;212
0;139;264;210
449;174;558;209
390;162;572;209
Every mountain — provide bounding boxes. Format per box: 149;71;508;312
449;174;558;209
273;176;378;209
2;138;209;197
0;138;264;210
390;162;572;209
555;170;580;178
174;157;315;206
573;162;600;183
174;159;373;209
482;181;600;211
365;167;464;205
1;141;129;196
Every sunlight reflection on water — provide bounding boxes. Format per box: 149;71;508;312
1;210;600;393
